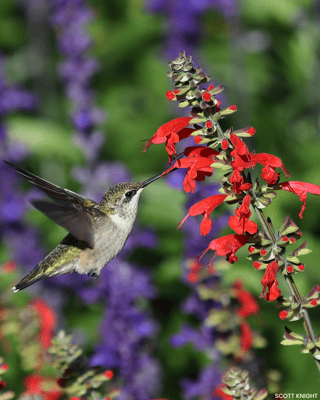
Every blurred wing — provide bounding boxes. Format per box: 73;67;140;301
4;160;87;204
4;160;100;248
32;200;95;248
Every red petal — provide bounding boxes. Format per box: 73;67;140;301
156;117;193;138
280;181;320;218
188;194;227;217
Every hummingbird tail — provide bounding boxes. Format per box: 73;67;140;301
12;265;50;292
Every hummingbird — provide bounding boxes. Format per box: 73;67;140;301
4;160;175;292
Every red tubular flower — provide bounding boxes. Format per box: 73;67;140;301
164;148;217;193
240;321;253;353
230;134;256;171
228;194;258;235
260;261;281;301
23;375;61;400
142;117;194;163
179;194;227;235
202;234;250;264
233;280;259;318
229;169;252;194
32;298;56;349
279;181;320;218
214;384;233;400
255;153;290;183
279;310;288;320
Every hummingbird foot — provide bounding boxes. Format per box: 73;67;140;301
87;270;100;279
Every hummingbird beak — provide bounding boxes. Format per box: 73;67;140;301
141;153;183;188
141;166;177;188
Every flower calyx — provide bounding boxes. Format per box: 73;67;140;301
221;367;268;400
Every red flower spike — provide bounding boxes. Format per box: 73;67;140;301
279;181;320;218
260;249;267;256
311;299;317;307
203;234;250;264
0;380;6;389
260;261;281;301
207;84;214;91
279;310;288;320
287;265;294;273
105;370;114;379
298;264;305;271
179;194;227;235
142;117;194;163
206;120;213;129
229;194;258;235
255;153;290;180
230;105;237;111
32;298;56;348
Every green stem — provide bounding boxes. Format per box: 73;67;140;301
254;206;320;372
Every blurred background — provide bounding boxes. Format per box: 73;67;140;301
1;0;320;398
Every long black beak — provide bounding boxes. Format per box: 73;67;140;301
141;166;177;188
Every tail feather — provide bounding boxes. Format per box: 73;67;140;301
12;264;50;292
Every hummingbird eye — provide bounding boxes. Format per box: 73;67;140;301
125;190;137;200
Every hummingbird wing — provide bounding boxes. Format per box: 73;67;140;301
4;160;100;248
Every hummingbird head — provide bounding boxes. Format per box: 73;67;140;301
99;171;166;221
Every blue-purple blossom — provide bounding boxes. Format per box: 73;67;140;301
89;260;161;400
145;0;239;59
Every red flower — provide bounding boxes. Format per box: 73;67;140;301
179;194;227;235
230;134;256;171
228;194;258;235
142;117;194;163
279;181;320;218
202;234;250;264
240;321;253;353
214;384;233;400
260;261;281;301
23;375;61;400
165;147;218;193
255;153;290;183
229;169;252;194
233;280;259;318
279;310;288;320
32;298;56;348
105;370;114;379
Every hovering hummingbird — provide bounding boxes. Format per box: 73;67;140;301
4;160;175;292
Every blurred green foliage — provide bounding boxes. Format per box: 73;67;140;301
1;0;320;397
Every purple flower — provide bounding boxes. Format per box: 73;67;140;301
145;0;239;58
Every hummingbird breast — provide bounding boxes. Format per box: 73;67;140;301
74;216;133;275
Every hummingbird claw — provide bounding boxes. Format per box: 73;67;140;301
87;270;99;279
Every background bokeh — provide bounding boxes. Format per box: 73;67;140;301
1;0;320;397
